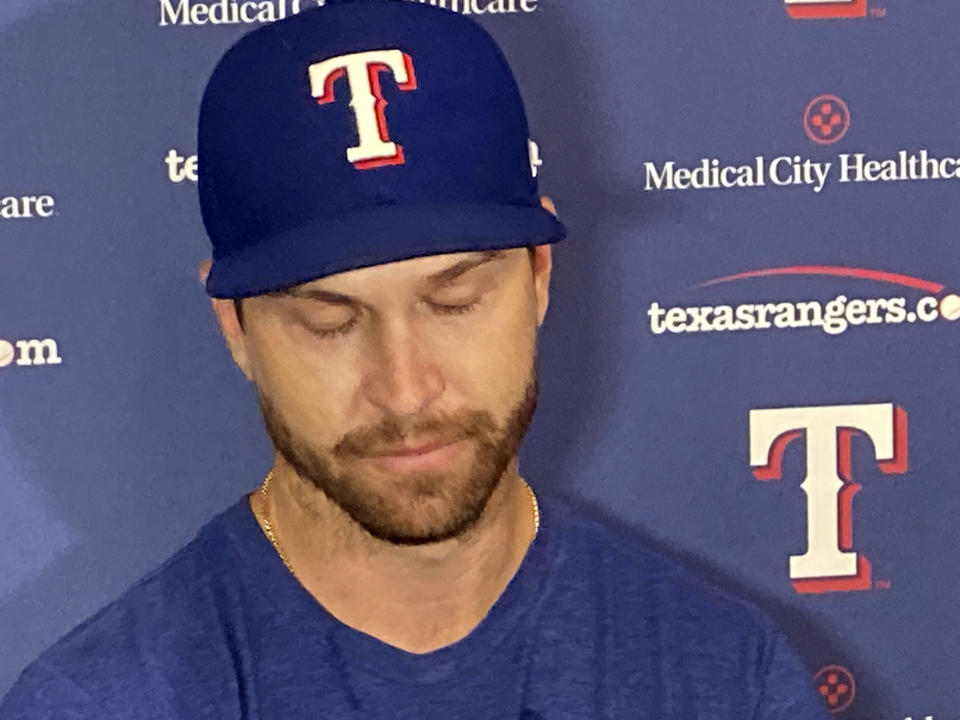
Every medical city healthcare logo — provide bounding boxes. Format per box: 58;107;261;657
814;665;856;714
158;0;538;26
803;94;851;146
784;0;868;20
647;266;960;337
750;402;907;594
811;663;942;719
644;93;960;193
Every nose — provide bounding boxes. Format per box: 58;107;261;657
361;317;445;418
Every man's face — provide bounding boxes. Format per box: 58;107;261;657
218;246;552;545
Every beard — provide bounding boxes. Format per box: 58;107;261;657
256;364;538;546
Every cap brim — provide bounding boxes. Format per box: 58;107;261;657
205;202;567;299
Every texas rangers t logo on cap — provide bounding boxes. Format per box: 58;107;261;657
308;49;418;169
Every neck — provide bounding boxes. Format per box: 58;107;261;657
253;457;537;654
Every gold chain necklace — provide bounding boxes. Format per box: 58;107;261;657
252;470;541;577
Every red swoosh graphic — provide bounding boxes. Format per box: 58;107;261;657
696;266;945;294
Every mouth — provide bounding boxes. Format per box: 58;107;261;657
364;439;466;472
373;440;456;456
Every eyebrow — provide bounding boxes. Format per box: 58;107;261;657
279;250;506;305
425;249;505;286
278;286;357;305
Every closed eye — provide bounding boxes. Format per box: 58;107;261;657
428;298;482;315
306;316;359;338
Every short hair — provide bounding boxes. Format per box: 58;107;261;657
233;244;536;330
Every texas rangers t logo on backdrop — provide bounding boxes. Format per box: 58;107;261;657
784;0;867;19
308;49;418;169
749;403;907;593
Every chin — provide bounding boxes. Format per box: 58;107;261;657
337;468;500;545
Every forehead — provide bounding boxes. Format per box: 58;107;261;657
287;249;509;294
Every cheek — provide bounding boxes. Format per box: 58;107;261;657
441;295;537;410
250;329;362;440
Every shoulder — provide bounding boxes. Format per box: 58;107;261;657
537;493;828;717
541;492;771;639
0;499;251;719
539;495;788;678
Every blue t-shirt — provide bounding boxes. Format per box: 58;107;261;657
2;493;830;719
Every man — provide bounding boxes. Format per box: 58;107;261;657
1;0;831;717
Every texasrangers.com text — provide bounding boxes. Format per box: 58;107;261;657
647;295;946;336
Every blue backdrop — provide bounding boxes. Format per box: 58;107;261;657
2;1;958;717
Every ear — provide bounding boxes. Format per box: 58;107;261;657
531;244;552;328
210;298;257;381
200;259;256;382
533;197;557;327
198;259;212;284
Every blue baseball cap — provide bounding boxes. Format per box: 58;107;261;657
199;0;566;299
